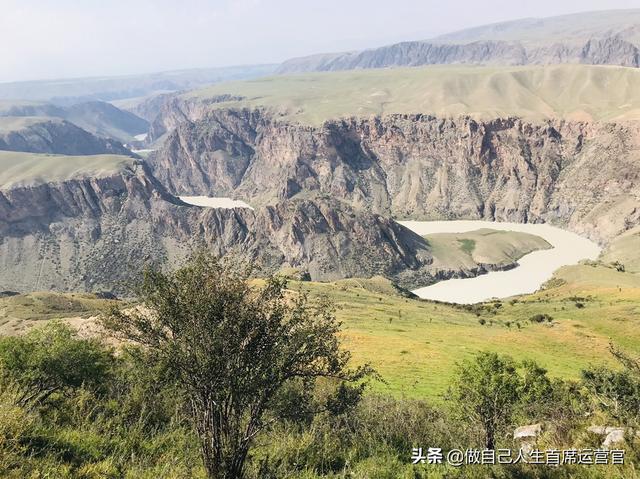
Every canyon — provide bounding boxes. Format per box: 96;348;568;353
2;54;640;297
148;107;640;245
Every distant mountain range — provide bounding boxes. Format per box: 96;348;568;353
3;10;640;108
277;9;640;73
0;65;277;104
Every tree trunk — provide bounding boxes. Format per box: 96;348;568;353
486;427;495;450
193;399;249;479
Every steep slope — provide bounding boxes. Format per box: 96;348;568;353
277;9;640;73
0;100;149;144
601;226;640;273
0;100;67;117
0;117;133;156
0;151;437;292
63;101;149;142
149;108;640;244
115;92;178;122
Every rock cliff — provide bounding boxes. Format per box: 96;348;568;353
148;109;640;244
0;159;435;292
0;117;133;156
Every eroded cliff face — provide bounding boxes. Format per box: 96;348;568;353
149;109;640;243
147;95;245;143
0;163;435;292
276;37;640;73
0;118;133;156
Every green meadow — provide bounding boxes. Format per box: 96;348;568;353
3;262;639;401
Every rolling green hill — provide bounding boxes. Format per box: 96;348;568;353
293;264;640;399
424;228;551;272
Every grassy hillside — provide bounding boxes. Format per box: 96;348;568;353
62;101;149;142
0;116;61;132
3;262;639;401
0;292;112;336
186;64;640;125
0;150;136;188
286;264;640;399
601;226;640;273
425;228;551;272
0;100;63;116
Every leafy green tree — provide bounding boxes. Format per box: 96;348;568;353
582;343;640;426
0;322;113;407
516;360;554;417
104;252;368;479
450;352;521;449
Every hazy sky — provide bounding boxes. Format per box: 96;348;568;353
1;0;639;82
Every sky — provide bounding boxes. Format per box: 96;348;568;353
1;0;639;83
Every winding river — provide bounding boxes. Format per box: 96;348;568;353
179;196;601;305
399;220;602;304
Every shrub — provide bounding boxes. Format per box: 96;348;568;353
529;313;553;323
0;322;113;407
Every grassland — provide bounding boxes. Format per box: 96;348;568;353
288;264;640;400
424;228;551;271
186;64;640;125
0;292;113;336
3;262;639;401
601;226;640;273
0;150;136;188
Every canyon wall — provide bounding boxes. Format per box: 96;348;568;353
149;109;640;244
0;161;435;292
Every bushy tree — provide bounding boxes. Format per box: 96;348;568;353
582;343;640;426
450;352;557;449
104;252;369;479
450;352;520;449
0;322;113;407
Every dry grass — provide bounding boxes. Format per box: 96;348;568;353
186;64;640;125
0;151;136;188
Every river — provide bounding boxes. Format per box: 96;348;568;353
178;196;601;304
179;196;254;210
398;220;601;304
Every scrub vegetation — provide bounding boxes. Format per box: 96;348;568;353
1;254;639;477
